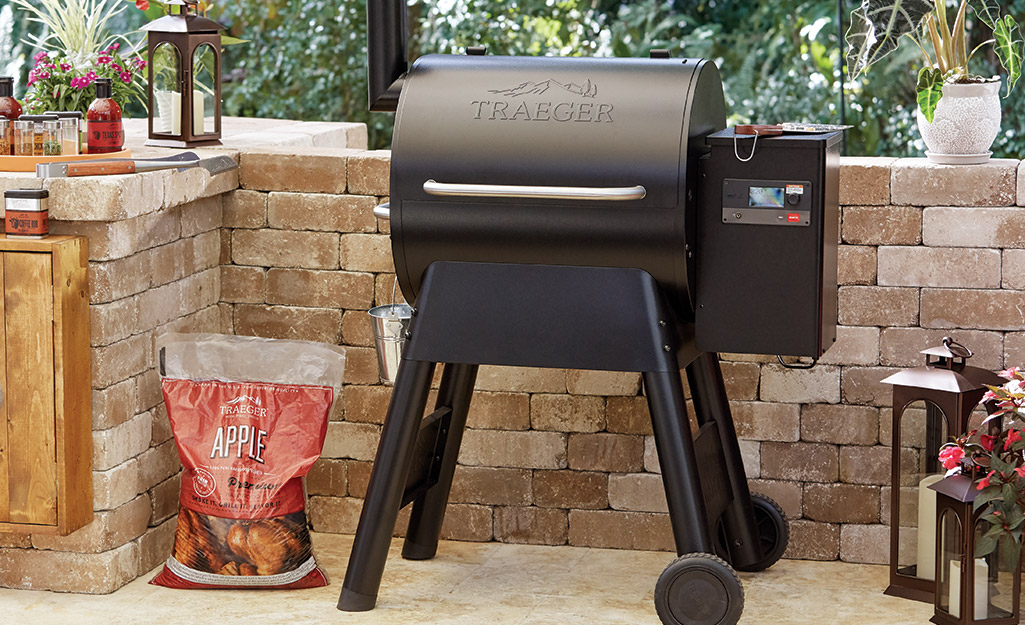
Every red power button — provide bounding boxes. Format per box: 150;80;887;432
787;213;801;223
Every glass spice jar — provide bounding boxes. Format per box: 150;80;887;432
12;119;32;156
0;118;10;156
42;118;61;156
49;112;83;156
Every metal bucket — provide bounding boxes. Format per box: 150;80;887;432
369;303;413;385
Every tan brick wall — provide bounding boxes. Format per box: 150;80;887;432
218;153;1025;569
8;135;1025;593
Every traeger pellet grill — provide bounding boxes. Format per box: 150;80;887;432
338;3;840;624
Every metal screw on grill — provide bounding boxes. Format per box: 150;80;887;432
404;331;412;340
659;320;667;327
663;345;671;352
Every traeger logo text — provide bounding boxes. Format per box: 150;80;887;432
471;78;613;123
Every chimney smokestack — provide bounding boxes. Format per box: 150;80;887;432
367;0;407;112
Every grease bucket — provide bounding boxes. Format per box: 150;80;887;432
369;303;413;384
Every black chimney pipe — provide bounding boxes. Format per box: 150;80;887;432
367;0;407;112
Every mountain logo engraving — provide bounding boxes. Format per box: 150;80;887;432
489;78;598;99
471;77;612;123
226;395;262;406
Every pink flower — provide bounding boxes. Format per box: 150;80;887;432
1006;429;1023;451
37;71;50;80
86;71;97;80
978;470;997;490
939;446;965;471
1015;467;1025;479
136;59;148;69
1000;367;1021;379
33;51;48;63
981;433;997;452
110;43;120;50
983;390;998;402
60;63;71;71
98;55;111;65
112;64;122;72
120;71;132;83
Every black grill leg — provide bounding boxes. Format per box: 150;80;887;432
338;358;436;612
686;352;762;568
402;363;479;560
644;366;714;555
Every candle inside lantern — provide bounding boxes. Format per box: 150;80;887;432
916;474;944;579
949;558;988;619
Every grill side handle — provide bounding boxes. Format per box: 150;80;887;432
374;202;391;221
422;180;647;201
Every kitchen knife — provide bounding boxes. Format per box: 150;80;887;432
36;153;238;178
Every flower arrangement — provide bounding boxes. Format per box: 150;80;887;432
846;0;1024;122
940;366;1025;567
23;45;145;115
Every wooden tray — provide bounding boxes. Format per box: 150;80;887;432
0;149;132;172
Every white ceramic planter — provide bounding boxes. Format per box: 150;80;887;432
916;80;1001;164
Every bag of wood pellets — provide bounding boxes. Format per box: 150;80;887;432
150;333;345;589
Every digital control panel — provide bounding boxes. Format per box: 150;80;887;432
721;178;813;227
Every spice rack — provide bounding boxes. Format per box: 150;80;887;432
0;148;132;173
0;235;92;535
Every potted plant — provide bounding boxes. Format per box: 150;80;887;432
11;0;145;114
940;366;1025;568
846;0;1023;164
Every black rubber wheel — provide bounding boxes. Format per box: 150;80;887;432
654;553;744;625
716;493;789;572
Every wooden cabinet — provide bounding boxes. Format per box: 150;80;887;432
0;235;91;535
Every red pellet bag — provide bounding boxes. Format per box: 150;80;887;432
150;333;345;590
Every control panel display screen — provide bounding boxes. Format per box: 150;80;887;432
748;186;785;208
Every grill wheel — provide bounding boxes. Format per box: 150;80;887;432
654;552;744;625
714;493;790;573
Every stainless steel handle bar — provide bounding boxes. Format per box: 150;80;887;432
422;179;646;201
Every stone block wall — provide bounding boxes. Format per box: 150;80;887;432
221;152;1025;566
2;121;1023;593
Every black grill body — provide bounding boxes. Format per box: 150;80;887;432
340;7;841;622
391;54;726;323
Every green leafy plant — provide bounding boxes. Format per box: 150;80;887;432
10;0;133;63
846;0;1024;122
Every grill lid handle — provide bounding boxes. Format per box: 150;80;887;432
423;180;647;201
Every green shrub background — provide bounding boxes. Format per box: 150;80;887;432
3;0;1022;155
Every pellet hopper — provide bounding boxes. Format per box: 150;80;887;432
338;3;841;624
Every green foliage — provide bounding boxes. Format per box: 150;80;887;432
214;0;394;148
916;66;943;121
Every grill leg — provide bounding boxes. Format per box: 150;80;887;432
402;362;479;560
338;358;436;612
686;352;762;568
644;366;714;555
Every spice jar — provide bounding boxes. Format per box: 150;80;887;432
4;189;49;239
0;118;10;156
42;118;61;156
47;111;83;156
12;119;32;156
20;114;58;156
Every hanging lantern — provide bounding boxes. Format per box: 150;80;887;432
880;338;1004;603
930;471;1021;625
143;0;224;147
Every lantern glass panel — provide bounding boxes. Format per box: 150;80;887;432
975;521;1015;619
152;42;182;135
192;43;217;135
938;508;962;617
896;400;948;581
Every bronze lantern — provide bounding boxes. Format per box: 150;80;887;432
142;0;224;147
881;338;1004;603
930;473;1021;625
